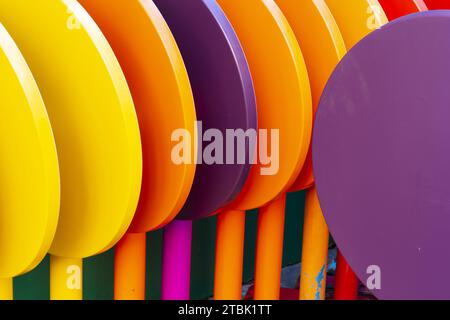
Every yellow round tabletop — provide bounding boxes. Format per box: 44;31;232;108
277;0;347;191
0;0;142;263
217;0;312;211
0;0;142;299
0;24;59;280
325;0;388;49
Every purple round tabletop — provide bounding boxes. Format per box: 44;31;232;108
154;0;256;220
313;11;450;299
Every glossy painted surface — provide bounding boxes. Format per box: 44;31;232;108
0;24;59;279
314;12;450;299
214;210;246;299
79;0;197;300
257;0;345;300
0;0;142;259
155;0;257;221
277;0;346;191
253;194;286;299
334;252;359;300
214;0;311;300
154;0;257;299
379;0;427;20
299;187;329;300
325;0;388;49
79;0;197;233
217;0;312;211
325;0;388;301
424;0;450;9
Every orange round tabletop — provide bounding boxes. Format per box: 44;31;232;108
78;0;197;300
214;0;312;300
275;0;347;300
218;0;311;212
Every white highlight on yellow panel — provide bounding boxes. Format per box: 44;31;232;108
0;23;60;282
0;0;143;260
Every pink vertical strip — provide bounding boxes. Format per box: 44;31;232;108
161;220;193;300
